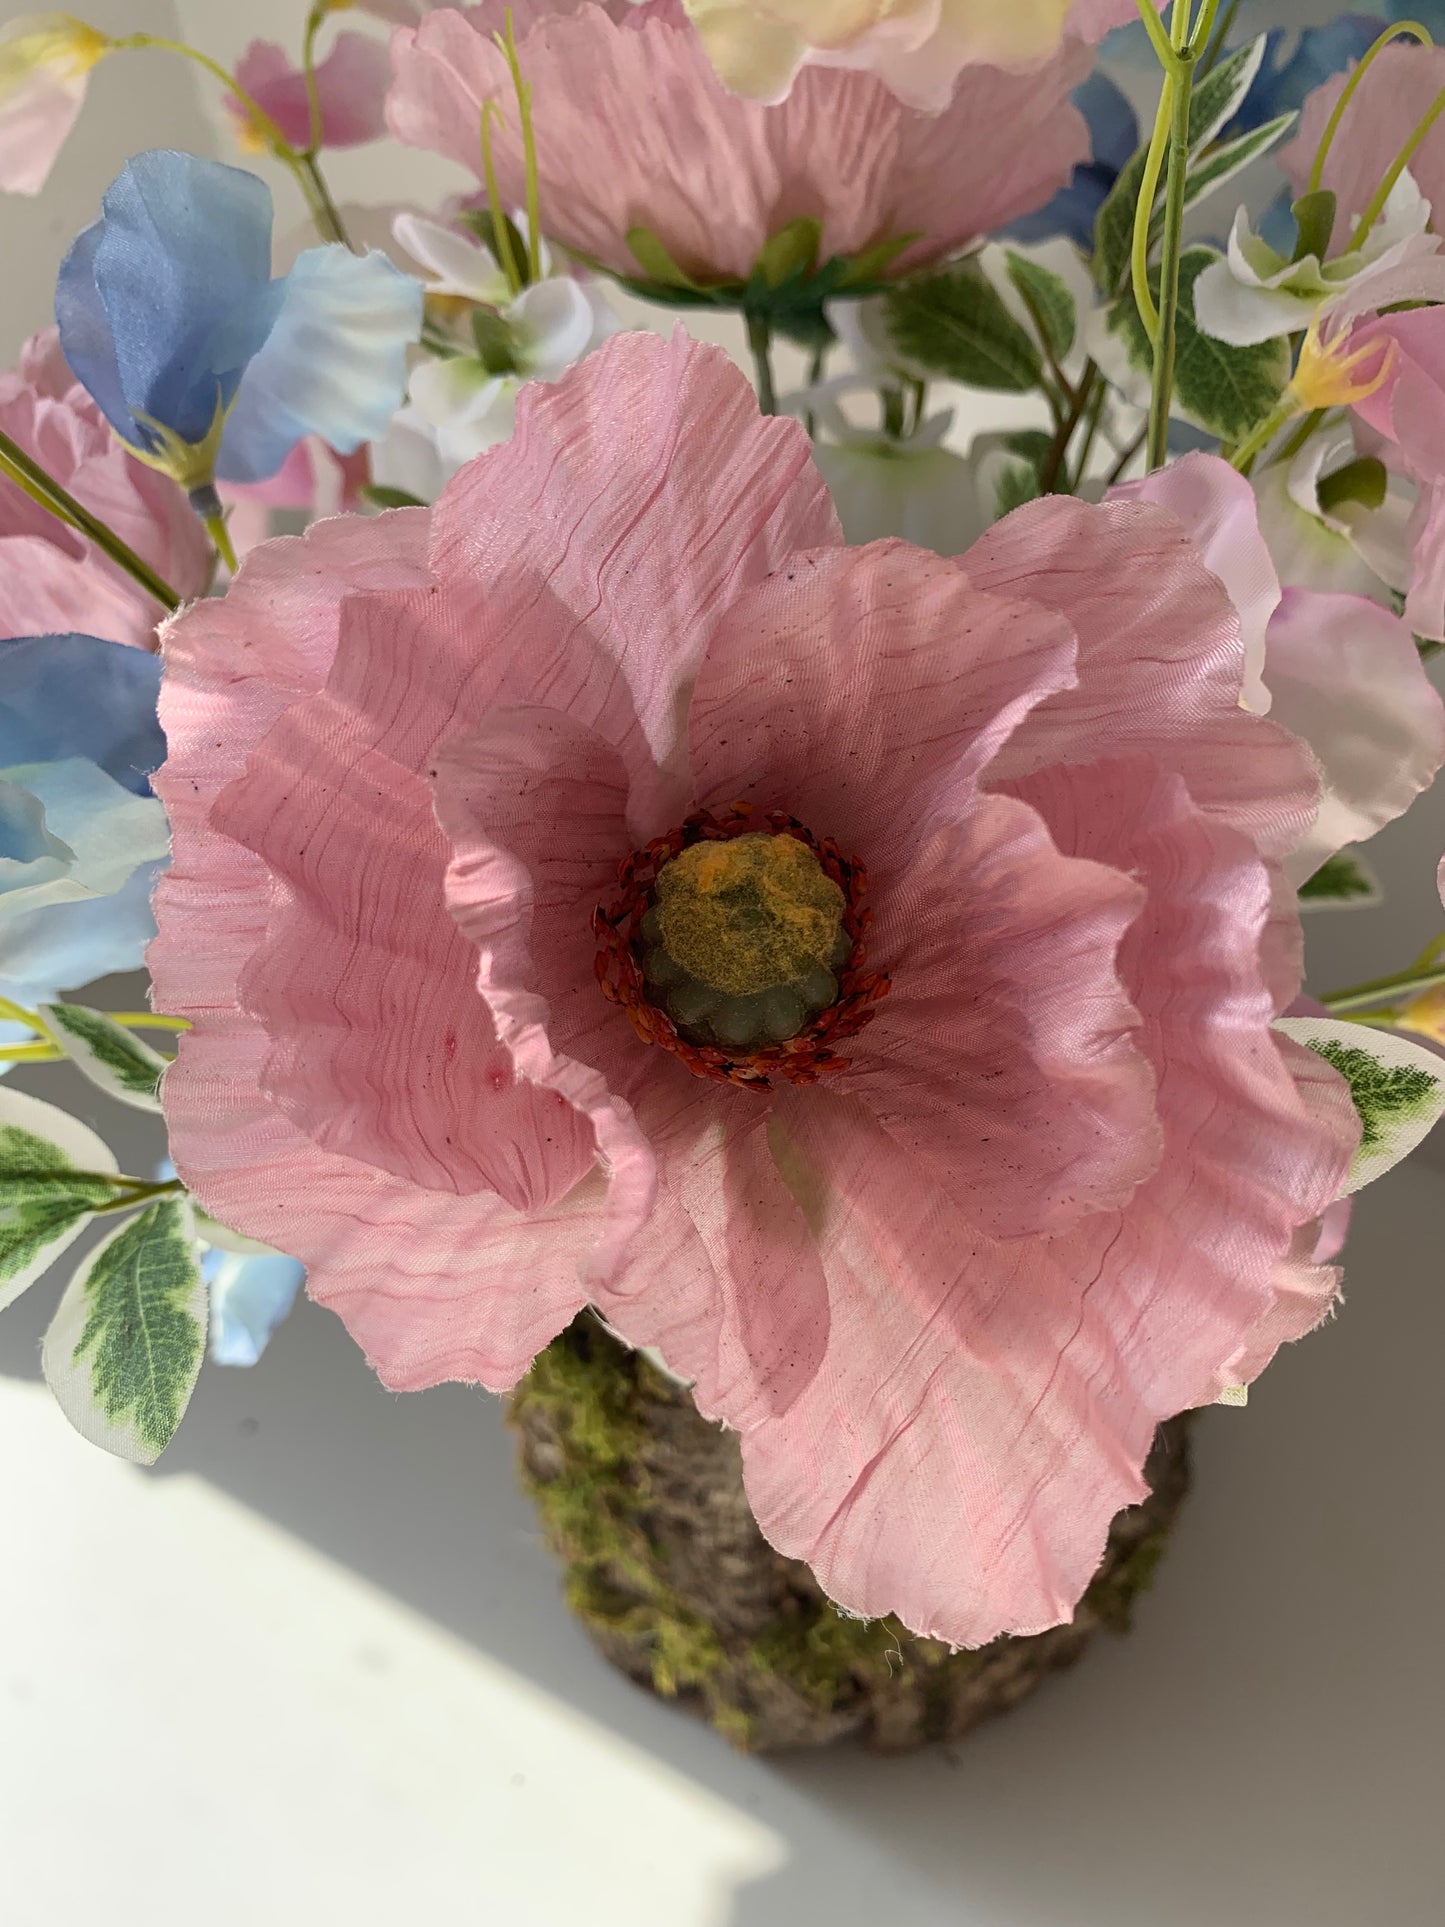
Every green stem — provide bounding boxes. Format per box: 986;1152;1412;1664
0;1044;63;1064
1347;77;1445;252
747;313;777;415
1131;71;1172;343
1308;21;1434;195
1070;368;1109;487
1105;426;1149;485
1322;961;1445;1013
1147;26;1197;471
1200;0;1240;74
300;5;327;158
1230;399;1295;475
0;427;180;611
1039;367;1096;494
106;1012;192;1032
204;512;239;575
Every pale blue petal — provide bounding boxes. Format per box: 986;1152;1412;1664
205;1249;306;1366
0;854;165;1001
0;635;163;796
217;246;422;483
57;152;284;451
0;780;66;874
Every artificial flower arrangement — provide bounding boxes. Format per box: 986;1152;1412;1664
6;0;1445;1751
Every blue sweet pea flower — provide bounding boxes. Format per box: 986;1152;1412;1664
55;150;422;507
0;634;168;1040
204;1247;306;1366
1008;73;1139;252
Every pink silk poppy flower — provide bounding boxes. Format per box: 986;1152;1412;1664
385;0;1091;285
151;330;1359;1646
0;328;211;647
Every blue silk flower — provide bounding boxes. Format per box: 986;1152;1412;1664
1;633;167;1047
55;149;422;511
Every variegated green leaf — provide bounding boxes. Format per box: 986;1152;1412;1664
1004;250;1076;360
42;1197;205;1464
1275;1017;1445;1193
37;1003;167;1111
0;1089;119;1312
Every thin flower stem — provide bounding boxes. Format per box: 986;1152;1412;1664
1230;400;1295;474
89;1179;187;1216
0;427;180;611
1200;0;1240;74
1147;18;1198;470
0;1044;63;1064
1105;426;1149;484
1071;368;1110;486
1322;961;1445;1013
747;313;777;415
481;104;525;296
1133;0;1177;69
107;1012;193;1032
1131;72;1172;344
1347;78;1445;251
1308;21;1434;195
498;9;543;285
1039;367;1096;493
0;995;39;1031
204;512;238;575
300;5;327;158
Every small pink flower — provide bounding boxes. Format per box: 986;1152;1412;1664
0;329;211;647
386;1;1091;284
1343;305;1445;640
1282;42;1445;238
0;12;109;195
151;330;1359;1646
220;437;371;562
229;34;391;153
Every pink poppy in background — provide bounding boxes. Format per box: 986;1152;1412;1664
228;34;391;153
221;436;371;563
0;329;211;647
151;329;1360;1647
386;0;1091;284
680;0;1141;112
1344;305;1445;641
1282;41;1445;232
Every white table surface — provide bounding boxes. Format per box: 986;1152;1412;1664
2;2;1442;1920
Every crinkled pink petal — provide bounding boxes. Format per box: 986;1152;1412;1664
0;63;85;195
688;537;1079;869
426;328;837;834
230;34;391;150
0;331;210;647
735;759;1354;1643
386;1;1088;281
1113;451;1279;715
1282;43;1445;230
1263;586;1445;886
961;494;1321;861
835;791;1157;1239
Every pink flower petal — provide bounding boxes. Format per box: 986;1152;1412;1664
688;538;1079;869
963;494;1321;861
0;64;85;196
836;791;1158;1239
231;34;391;151
1262;586;1445;885
1113;451;1280;715
1282;43;1445;231
735;760;1354;1644
386;0;1088;282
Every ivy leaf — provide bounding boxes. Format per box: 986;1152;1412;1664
1103;247;1290;440
37;1003;168;1112
883;262;1042;392
42;1197;206;1465
0;1089;119;1313
1298;850;1382;910
1275;1017;1445;1193
1004;251;1076;360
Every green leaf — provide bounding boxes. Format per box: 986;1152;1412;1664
458;207;529;283
1299;850;1382;909
42;1197;206;1464
37;1003;167;1111
883;263;1043;392
754;217;822;290
1170;113;1297;231
1093;36;1269;295
1004;251;1076;361
1291;189;1337;264
625;226;703;292
360;484;425;511
1275;1017;1445;1193
994;462;1042;517
1103;247;1290;440
1001;428;1056;467
0;1090;119;1313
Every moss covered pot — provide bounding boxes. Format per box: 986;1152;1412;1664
508;1319;1192;1753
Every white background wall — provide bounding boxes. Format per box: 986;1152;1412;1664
2;4;1443;1924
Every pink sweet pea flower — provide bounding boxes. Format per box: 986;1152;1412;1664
150;329;1360;1647
0;329;211;646
1118;453;1445;885
0;12;109;195
386;0;1092;284
228;34;391;153
1282;41;1445;237
680;0;1141;112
